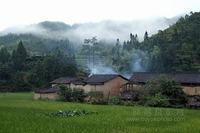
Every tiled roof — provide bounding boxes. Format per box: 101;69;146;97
85;74;128;85
35;87;59;94
129;72;200;84
50;77;79;84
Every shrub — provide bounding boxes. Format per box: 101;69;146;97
121;101;137;106
59;85;72;101
144;93;170;107
142;75;188;107
48;109;97;118
120;89;142;101
186;96;200;108
59;86;86;102
108;96;121;105
87;91;107;104
71;88;86;102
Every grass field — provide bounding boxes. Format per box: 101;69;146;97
0;93;199;133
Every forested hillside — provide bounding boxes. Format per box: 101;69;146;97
80;12;200;73
142;12;200;72
0;41;84;91
0;12;200;91
0;34;73;55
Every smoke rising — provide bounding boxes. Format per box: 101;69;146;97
89;64;117;75
131;50;147;72
0;17;179;76
86;56;117;75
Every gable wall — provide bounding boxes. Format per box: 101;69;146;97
183;86;200;96
70;84;85;90
86;77;128;98
104;76;128;97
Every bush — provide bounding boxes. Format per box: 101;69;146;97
59;85;72;101
108;96;121;105
71;88;86;102
87;91;107;104
186;96;200;108
142;75;188;107
48;109;97;118
120;89;142;101
59;86;86;102
120;101;137;106
144;93;170;107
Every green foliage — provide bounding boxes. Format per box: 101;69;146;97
144;12;200;72
141;75;188;107
0;64;12;81
144;31;149;41
59;85;73;101
121;89;142;101
48;109;97;118
0;33;72;55
0;47;10;64
78;12;200;73
71;88;86;102
108;96;121;105
12;41;27;70
59;85;86;102
31;53;77;86
13;71;29;87
0;40;79;91
1;12;200;92
87;91;106;104
1;12;200;74
144;93;170;107
112;39;121;67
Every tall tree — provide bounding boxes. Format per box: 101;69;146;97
112;39;121;67
0;47;10;64
12;41;27;70
144;31;149;41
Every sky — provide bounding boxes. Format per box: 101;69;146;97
0;0;200;31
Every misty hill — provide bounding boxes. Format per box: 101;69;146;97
79;12;200;74
0;34;72;55
38;21;72;31
0;17;179;45
0;12;199;87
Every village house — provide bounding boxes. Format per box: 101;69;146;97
34;74;128;100
83;74;128;98
50;74;129;98
50;77;81;88
34;87;60;100
34;73;200;102
34;77;81;100
50;76;87;90
123;72;200;96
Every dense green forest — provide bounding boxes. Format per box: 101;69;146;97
0;33;74;55
142;12;200;72
78;12;200;73
0;12;200;90
0;41;84;91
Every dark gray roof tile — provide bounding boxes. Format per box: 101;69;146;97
85;74;128;85
129;72;200;84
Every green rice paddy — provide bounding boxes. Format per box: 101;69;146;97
0;93;199;133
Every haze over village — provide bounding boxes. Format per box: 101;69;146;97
0;0;200;132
